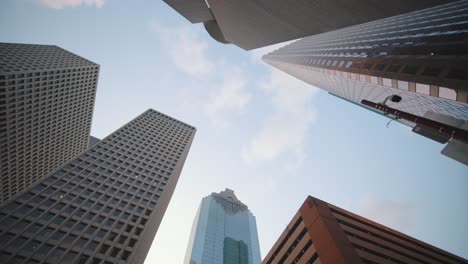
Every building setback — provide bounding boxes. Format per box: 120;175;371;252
163;0;456;50
0;43;99;205
184;189;261;264
263;1;468;164
263;196;468;264
0;109;196;264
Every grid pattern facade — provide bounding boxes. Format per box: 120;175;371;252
184;189;261;264
0;43;99;205
263;213;318;264
0;109;196;264
263;196;468;264
263;1;468;126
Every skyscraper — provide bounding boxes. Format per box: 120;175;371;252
264;196;467;264
184;189;261;264
0;109;196;264
0;43;99;205
263;1;468;164
163;0;456;50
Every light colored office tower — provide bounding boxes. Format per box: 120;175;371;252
184;189;261;264
0;43;99;205
262;1;468;164
0;109;196;264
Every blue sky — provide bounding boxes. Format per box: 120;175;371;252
1;0;467;262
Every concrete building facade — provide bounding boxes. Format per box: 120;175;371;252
264;196;468;264
263;1;468;164
0;109;195;264
184;189;261;264
163;0;456;50
0;43;99;205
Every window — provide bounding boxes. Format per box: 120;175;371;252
382;78;392;87
76;237;88;247
415;83;430;95
64;219;77;229
397;80;409;91
439;87;456;100
110;248;120;258
99;244;110;254
24;239;41;252
86;226;97;235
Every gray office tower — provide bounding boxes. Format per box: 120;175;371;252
263;1;468;164
163;0;456;50
184;189;261;264
0;43;99;205
0;109;196;264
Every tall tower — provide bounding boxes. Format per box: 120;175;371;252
0;43;99;205
0;109;196;264
163;0;456;50
263;1;468;164
184;189;261;264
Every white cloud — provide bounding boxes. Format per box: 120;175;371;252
242;69;319;163
149;21;213;77
37;0;105;9
359;195;415;233
205;68;251;125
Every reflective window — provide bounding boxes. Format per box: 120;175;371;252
416;83;430;95
397;80;409;91
439;87;457;100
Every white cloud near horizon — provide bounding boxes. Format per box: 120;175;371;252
205;67;251;126
149;19;252;125
242;68;319;163
359;195;415;233
149;21;214;77
37;0;105;9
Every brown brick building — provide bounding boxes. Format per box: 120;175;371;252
263;196;467;264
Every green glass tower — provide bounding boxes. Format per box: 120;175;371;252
184;189;261;264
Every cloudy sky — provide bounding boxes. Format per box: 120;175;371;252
1;0;467;262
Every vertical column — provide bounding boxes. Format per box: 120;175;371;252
299;197;362;264
429;85;439;97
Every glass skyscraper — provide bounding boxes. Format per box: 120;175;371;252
263;0;468;164
184;189;261;264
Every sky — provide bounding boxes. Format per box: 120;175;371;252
1;0;467;263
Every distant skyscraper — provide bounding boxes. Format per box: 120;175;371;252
184;189;261;264
264;196;467;264
163;0;455;50
263;1;468;164
0;109;196;264
0;43;99;205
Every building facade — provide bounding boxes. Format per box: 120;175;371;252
184;189;261;264
263;0;468;164
0;109;196;264
0;43;99;205
163;0;456;50
264;196;467;264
